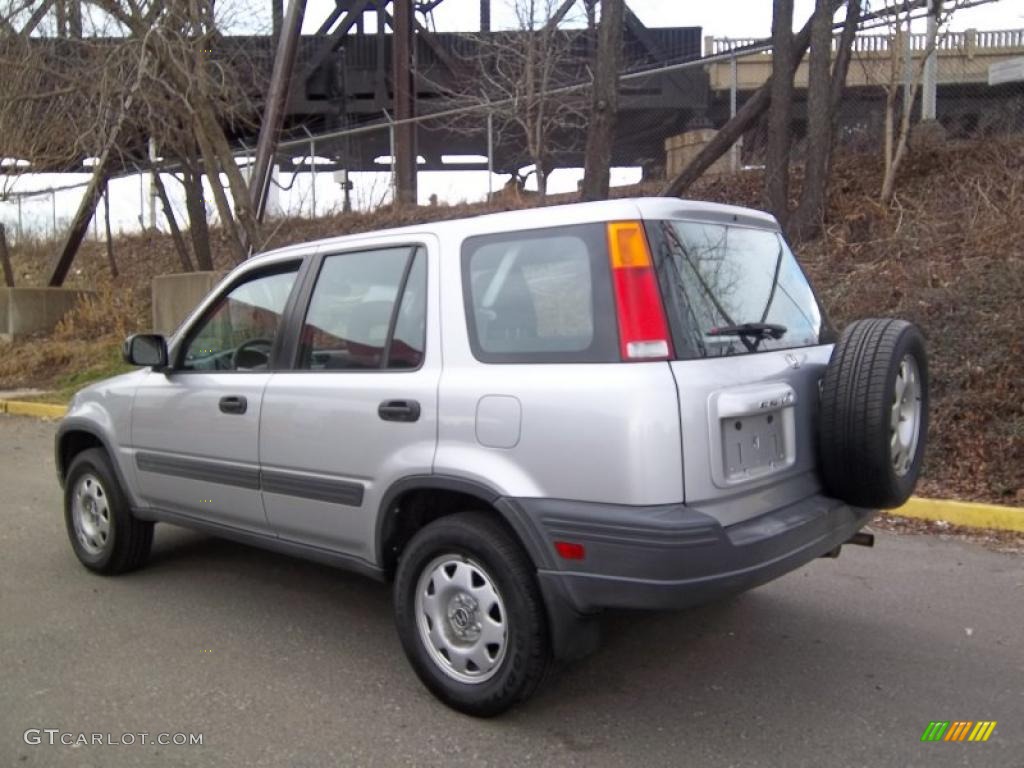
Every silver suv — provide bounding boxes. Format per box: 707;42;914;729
55;198;928;716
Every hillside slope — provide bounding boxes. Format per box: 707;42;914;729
2;137;1021;504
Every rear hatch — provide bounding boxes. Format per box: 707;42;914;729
644;215;837;527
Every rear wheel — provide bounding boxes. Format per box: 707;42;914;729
393;512;550;717
64;448;153;574
818;318;929;509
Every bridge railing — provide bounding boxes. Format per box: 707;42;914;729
708;28;1024;57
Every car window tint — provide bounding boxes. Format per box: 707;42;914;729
181;266;298;371
466;234;594;356
387;248;427;369
300;247;424;371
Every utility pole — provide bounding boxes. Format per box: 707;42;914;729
392;0;418;206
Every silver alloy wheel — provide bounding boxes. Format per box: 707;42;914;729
890;354;923;477
414;555;508;684
72;473;112;556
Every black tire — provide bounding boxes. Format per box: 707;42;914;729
64;448;153;575
818;318;929;509
393;512;550;717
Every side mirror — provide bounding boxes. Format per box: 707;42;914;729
123;333;168;369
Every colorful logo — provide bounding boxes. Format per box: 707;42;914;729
921;721;997;742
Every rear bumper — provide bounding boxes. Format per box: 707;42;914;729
511;494;873;613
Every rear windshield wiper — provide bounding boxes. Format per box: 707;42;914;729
707;322;788;339
707;323;787;352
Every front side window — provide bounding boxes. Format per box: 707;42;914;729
181;265;299;371
462;224;619;363
650;220;832;359
299;247;427;370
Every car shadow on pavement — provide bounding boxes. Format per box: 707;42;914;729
132;524;975;757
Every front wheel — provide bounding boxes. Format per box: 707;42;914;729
64;448;153;574
393;512;550;717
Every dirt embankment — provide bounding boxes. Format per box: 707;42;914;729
2;138;1021;505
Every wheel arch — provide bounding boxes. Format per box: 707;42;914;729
55;421;125;491
375;475;554;578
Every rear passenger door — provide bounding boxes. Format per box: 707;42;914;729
259;241;439;563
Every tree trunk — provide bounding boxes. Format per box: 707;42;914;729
880;7;940;206
152;167;195;272
581;0;626;202
789;0;835;243
195;99;262;253
791;0;862;244
193;114;244;261
103;181;118;279
182;163;214;271
660;3;840;197
0;223;14;287
765;0;796;226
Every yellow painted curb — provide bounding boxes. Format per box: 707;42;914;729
892;497;1024;533
0;400;68;419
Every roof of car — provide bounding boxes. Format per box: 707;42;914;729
251;197;781;267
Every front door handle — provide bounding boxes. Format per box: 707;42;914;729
378;399;421;423
219;395;248;415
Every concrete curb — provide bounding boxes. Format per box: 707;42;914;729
890;498;1024;533
0;400;68;419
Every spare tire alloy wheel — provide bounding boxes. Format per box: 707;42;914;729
818;318;929;510
891;353;923;478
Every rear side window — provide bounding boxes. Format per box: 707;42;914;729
462;224;619;363
647;220;834;359
298;246;426;370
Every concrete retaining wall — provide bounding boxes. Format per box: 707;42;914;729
151;271;226;335
0;288;94;342
665;129;732;179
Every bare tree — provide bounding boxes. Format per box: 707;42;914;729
580;0;623;202
661;1;845;198
1;0;267;273
788;0;862;243
433;0;588;201
765;0;796;226
873;0;960;205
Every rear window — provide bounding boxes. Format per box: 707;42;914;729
462;224;619;363
647;220;834;359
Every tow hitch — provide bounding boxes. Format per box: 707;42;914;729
821;531;875;558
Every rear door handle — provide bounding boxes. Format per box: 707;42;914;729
219;395;248;415
378;399;421;423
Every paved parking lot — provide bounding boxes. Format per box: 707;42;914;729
1;414;1021;768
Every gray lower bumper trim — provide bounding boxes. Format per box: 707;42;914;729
513;494;873;612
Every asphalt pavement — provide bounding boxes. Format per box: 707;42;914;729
1;413;1021;768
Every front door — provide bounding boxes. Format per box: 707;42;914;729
131;261;301;533
259;242;439;563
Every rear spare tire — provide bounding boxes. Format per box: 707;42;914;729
818;318;928;509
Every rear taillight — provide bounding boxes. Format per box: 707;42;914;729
606;221;674;361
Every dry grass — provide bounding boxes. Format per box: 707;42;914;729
1;137;1020;504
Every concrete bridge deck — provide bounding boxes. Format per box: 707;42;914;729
705;28;1024;92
